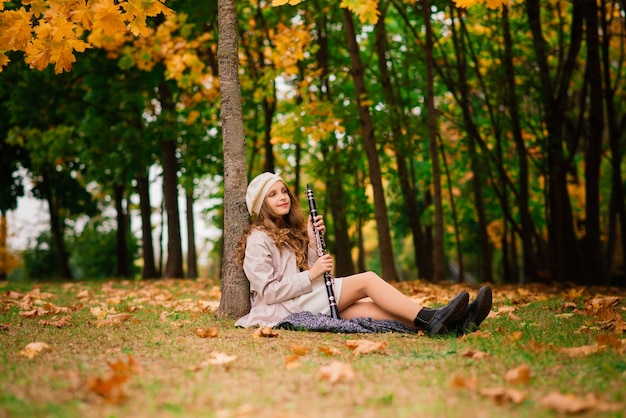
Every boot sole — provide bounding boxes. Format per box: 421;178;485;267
462;286;493;333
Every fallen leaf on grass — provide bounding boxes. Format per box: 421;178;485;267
38;315;72;328
18;342;52;359
75;290;89;299
206;351;237;366
285;354;302;369
480;387;527;405
195;327;219;338
253;326;279;338
96;313;131;327
504;364;531;385
87;355;139;403
461;349;490;359
448;374;477;390
319;346;343;356
559;344;604;358
318;361;355;384
5;290;23;299
344;339;387;355
540;391;624;414
290;343;308;355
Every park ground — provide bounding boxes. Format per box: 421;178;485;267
1;278;625;418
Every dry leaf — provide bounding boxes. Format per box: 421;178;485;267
319;346;343;356
38;315;72;328
559;344;604;358
75;289;89;299
509;331;523;342
87;355;139;403
253;326;279;338
448;374;477;390
285;354;302;369
480;387;527;404
195;327;219;338
504;364;531;385
290;343;308;355
461;349;490;359
96;313;131;327
18;342;52;359
318;361;355;384
344;339;387;355
540;391;591;413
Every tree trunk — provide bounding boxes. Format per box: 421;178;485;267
136;170;157;279
581;0;605;284
186;190;198;279
160;137;184;278
44;173;72;280
342;8;398;282
601;0;626;286
113;183;129;278
421;0;446;281
501;5;545;282
218;0;252;319
526;0;583;282
0;212;6;279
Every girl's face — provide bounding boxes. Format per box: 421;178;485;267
264;181;291;217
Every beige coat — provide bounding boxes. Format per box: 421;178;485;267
235;229;319;328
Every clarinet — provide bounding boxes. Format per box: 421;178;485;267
306;184;341;319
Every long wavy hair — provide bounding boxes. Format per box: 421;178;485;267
237;184;309;270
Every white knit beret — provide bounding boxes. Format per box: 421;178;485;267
246;172;285;217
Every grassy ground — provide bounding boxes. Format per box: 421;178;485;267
1;278;625;418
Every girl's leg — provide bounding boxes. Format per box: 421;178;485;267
338;272;421;328
340;300;415;328
337;271;470;335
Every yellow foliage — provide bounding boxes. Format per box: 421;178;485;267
453;0;508;9
0;0;172;74
340;0;380;24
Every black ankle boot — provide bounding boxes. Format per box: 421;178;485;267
452;285;493;336
414;291;469;336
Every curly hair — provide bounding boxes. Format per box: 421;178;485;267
237;185;309;270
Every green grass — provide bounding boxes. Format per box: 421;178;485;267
1;279;625;418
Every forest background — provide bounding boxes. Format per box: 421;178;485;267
0;0;625;318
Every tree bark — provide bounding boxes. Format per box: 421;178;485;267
342;8;398;282
160;137;184;278
526;0;583;282
186;190;198;279
218;0;252;318
136;170;157;279
581;0;605;283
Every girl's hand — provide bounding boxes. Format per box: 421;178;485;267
308;254;333;280
307;215;326;244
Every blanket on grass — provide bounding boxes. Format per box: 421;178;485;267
275;311;417;334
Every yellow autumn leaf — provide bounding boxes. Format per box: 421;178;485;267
344;339;387;355
0;9;32;50
92;0;127;38
271;0;290;6
0;52;9;71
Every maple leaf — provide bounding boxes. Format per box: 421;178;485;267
253;326;279;338
92;0;127;38
0;9;33;51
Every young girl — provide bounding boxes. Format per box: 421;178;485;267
235;172;492;335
